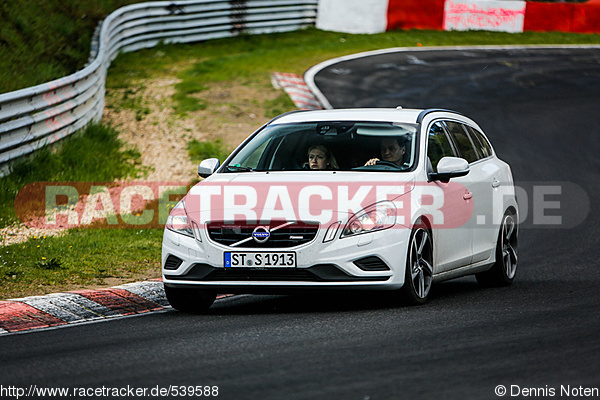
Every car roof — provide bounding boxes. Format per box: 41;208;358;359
271;108;425;125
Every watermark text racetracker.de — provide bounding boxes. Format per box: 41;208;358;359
0;384;219;398
495;384;600;397
15;180;589;230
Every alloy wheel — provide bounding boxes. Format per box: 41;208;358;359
501;214;518;280
409;228;433;299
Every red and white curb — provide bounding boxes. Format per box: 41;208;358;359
271;72;324;110
0;280;170;335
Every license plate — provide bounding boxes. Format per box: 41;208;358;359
224;252;296;268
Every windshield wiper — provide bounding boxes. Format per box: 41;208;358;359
225;165;254;172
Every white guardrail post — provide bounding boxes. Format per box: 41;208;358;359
0;0;318;174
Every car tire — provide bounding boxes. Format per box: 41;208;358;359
164;285;217;313
476;211;518;287
401;224;434;305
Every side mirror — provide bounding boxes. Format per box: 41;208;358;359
198;158;220;178
428;157;470;182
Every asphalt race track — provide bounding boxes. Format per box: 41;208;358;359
2;47;600;399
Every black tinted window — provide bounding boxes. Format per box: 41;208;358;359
427;121;456;172
444;121;479;163
465;125;493;159
225;121;419;172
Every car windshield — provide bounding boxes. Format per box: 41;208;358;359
224;121;419;172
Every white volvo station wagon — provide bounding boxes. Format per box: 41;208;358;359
162;108;519;312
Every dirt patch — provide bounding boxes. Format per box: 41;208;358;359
0;224;66;247
103;77;278;182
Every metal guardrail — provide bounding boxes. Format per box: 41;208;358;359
0;0;318;174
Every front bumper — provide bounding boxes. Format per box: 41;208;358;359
161;224;411;293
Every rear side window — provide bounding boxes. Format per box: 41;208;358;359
444;121;479;163
465;125;493;159
427;121;456;172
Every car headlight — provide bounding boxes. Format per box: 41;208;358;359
341;201;396;238
166;199;194;238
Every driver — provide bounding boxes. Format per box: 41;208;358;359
364;137;406;166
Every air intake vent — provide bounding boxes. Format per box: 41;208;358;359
164;263;389;282
164;255;183;270
353;256;390;271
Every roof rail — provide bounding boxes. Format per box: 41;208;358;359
268;109;308;124
416;108;465;123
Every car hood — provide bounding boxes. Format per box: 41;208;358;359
184;171;416;225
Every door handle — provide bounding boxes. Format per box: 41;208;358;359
492;178;501;188
463;190;473;200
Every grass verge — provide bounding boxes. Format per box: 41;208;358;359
0;122;159;299
0;228;163;300
0;123;146;228
187;138;231;164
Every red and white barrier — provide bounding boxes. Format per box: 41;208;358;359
524;0;600;33
443;0;526;33
316;0;389;33
317;0;600;34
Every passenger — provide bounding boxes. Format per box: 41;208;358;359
307;145;339;170
365;137;406;167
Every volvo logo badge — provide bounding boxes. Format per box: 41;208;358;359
252;226;270;243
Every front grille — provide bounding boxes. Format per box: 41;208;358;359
164;255;183;270
207;221;319;248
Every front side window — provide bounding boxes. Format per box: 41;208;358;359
427;121;456;172
224;121;419;172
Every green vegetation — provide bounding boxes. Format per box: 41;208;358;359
264;93;297;119
187;138;231;164
0;0;148;93
0;228;162;300
173;80;209;115
0;123;146;228
109;86;152;121
0;122;176;299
